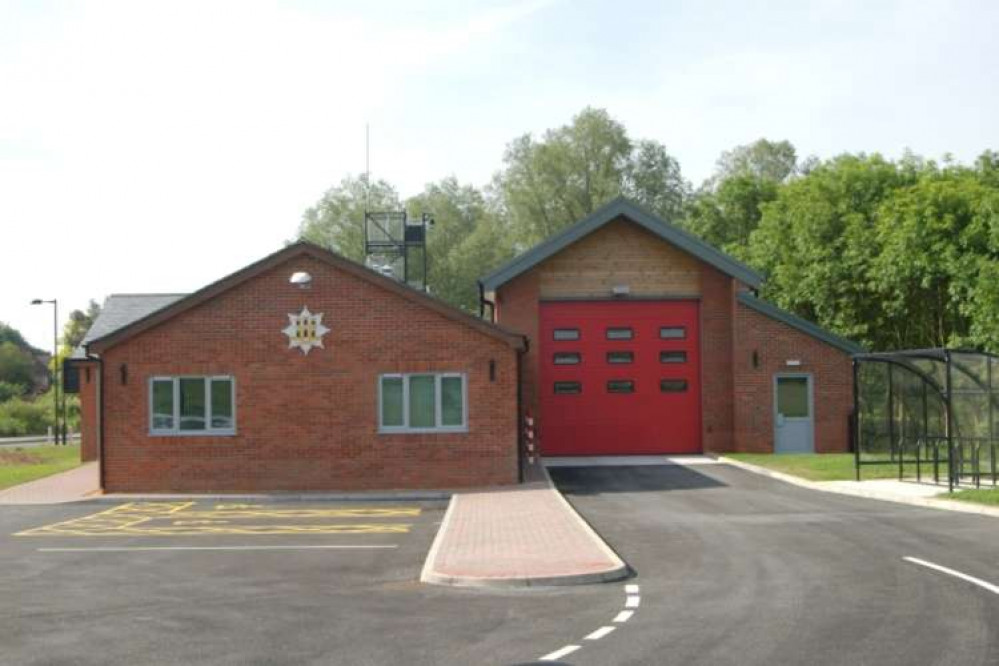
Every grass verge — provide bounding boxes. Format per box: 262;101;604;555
0;445;81;491
724;453;902;482
944;488;999;506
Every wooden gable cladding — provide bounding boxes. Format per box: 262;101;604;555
536;217;702;299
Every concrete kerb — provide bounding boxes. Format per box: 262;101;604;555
419;465;630;589
716;455;999;519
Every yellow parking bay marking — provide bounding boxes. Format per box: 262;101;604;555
15;501;419;537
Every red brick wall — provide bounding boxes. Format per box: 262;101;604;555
699;266;736;452
77;361;99;462
99;255;519;492
493;270;541;422
733;302;854;453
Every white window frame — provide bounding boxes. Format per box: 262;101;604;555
149;376;237;436
378;373;468;434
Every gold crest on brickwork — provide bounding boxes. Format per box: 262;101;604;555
282;306;330;355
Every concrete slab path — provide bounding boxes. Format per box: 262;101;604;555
421;466;628;587
0;462;99;505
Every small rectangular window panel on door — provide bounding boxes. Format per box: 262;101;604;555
660;351;687;363
660;326;686;339
553;352;582;365
607;380;635;393
606;351;634;364
660;379;688;392
777;377;809;418
606;327;634;340
553;328;580;341
554;381;582;395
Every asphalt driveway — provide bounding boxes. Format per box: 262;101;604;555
549;461;999;666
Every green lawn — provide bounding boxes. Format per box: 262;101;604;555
725;453;902;482
0;445;81;491
945;488;999;506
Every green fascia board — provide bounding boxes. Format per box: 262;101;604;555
737;292;865;355
480;197;764;292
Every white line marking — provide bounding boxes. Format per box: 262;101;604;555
625;583;640;594
613;610;634;623
904;557;999;595
585;626;615;640
540;645;581;661
625;595;641;608
37;545;399;553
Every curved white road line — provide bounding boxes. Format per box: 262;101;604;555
904;557;999;595
540;644;580;661
537;583;640;661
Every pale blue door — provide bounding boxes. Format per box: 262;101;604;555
774;375;814;454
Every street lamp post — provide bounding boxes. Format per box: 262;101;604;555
30;298;62;445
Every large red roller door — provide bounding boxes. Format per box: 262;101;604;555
539;300;701;455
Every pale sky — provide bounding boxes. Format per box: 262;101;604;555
2;0;997;350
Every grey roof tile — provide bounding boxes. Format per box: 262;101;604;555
82;294;187;347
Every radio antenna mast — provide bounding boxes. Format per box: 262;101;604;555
365;123;370;212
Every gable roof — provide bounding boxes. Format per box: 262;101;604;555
85;242;526;353
736;292;865;355
480;196;764;292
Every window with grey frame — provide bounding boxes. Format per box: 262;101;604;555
379;373;467;432
150;376;235;435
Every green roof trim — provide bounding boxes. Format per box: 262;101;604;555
737;292;866;355
480;196;764;291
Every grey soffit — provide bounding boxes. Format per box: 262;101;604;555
479;196;765;292
82;294;188;348
736;292;865;355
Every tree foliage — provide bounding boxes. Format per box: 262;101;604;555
62;300;102;353
493;107;688;245
298;175;401;262
0;342;36;392
748;153;999;350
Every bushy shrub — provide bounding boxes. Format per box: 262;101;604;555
0;380;27;403
0;398;53;437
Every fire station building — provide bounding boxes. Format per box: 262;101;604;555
481;198;862;458
72;243;525;493
71;198;861;492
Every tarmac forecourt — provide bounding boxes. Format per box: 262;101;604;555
14;501;421;538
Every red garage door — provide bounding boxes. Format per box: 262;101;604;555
539;300;701;455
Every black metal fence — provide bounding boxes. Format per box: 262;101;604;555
853;349;999;491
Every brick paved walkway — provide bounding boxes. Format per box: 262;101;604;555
421;468;628;587
0;462;100;505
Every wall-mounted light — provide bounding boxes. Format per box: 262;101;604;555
611;284;630;297
289;271;313;290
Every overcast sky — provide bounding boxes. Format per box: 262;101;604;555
2;0;997;350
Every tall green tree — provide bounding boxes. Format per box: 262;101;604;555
62;300;102;353
746;152;999;351
407;177;515;310
0;342;35;392
713;138;798;184
685;139;799;255
298;175;401;261
493;107;687;245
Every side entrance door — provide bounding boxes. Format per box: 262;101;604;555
774;374;814;453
